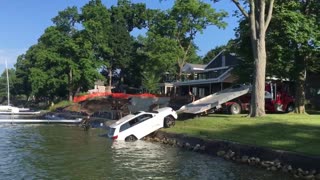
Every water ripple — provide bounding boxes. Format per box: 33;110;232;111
0;125;292;180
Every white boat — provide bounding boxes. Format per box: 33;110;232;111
0;118;82;124
0;60;39;115
0;105;19;113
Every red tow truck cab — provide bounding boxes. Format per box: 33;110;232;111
223;82;295;114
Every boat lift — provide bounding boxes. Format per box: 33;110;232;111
177;84;251;114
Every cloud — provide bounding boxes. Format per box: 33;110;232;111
0;48;27;72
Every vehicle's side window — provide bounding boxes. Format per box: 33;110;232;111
138;114;153;123
120;122;130;132
128;118;139;127
265;91;272;99
120;114;154;132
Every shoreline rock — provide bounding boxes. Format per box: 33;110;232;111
144;131;320;179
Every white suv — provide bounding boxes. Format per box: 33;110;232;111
108;107;177;141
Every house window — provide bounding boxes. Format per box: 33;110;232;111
198;73;206;79
192;87;197;96
222;55;226;67
199;88;205;98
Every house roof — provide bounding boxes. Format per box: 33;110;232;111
204;50;225;69
182;50;239;74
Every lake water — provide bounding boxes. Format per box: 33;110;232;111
0;124;292;179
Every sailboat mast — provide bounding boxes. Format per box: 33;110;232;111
5;60;10;106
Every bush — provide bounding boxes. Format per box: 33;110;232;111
49;100;74;111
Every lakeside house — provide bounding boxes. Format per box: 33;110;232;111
160;50;240;99
159;50;320;111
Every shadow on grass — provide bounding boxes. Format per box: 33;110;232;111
177;113;243;121
306;110;320;115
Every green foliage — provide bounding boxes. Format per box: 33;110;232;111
147;0;227;79
142;71;161;93
81;0;111;66
12;0;228;101
138;33;182;75
76;92;89;96
16;4;104;102
49;100;74;111
121;40;148;88
14;54;32;98
233;0;320;82
269;0;320;75
0;68;16;103
111;0;149;32
105;16;133;72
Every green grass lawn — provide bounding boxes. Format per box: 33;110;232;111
165;114;320;156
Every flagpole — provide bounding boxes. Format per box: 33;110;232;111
5;60;10;106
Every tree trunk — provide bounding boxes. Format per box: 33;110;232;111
232;0;274;118
68;69;73;102
178;65;182;81
250;38;267;117
294;58;306;114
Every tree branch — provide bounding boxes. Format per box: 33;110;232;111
232;0;249;18
264;0;274;29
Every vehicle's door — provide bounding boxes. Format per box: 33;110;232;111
120;114;153;139
141;113;159;135
151;113;164;130
132;113;154;138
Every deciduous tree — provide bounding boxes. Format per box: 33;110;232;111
223;0;275;117
154;0;227;80
233;0;320;114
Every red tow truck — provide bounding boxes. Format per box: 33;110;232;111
223;82;295;114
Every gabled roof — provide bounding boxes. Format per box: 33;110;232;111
204;50;239;69
182;50;239;74
204;50;225;69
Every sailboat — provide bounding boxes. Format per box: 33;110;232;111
0;60;39;115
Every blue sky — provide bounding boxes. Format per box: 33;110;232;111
0;0;240;72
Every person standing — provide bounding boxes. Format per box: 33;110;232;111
189;91;195;102
81;115;91;131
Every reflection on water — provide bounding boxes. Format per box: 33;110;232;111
0;125;291;179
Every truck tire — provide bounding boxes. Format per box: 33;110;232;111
125;135;137;142
229;103;241;115
164;116;175;128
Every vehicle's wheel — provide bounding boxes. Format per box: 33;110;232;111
164;116;175;128
286;103;294;113
229;103;241;115
125;135;137;142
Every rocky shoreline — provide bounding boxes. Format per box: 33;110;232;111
144;131;320;179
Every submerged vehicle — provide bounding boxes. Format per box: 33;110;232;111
108;107;177;141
